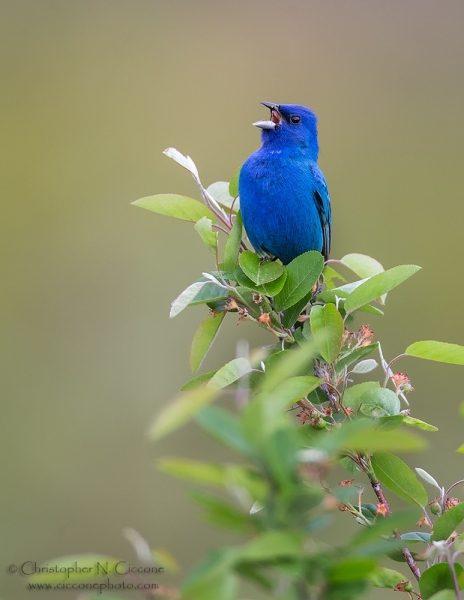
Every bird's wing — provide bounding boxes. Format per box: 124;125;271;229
310;165;332;261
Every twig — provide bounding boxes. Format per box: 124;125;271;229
446;546;463;600
320;382;341;413
364;460;421;581
445;479;464;498
212;223;230;235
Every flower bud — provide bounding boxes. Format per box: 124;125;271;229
430;501;442;516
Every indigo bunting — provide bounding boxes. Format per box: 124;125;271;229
238;102;331;265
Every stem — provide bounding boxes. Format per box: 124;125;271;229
370;479;391;513
194;176;232;229
445;479;464;498
421;506;434;529
325;382;354;419
229;288;291;339
446;546;462;600
361;456;422;581
398;540;421;581
212;223;230;235
320;382;341;413
381;352;406;387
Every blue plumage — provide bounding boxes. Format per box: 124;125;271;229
238;102;331;265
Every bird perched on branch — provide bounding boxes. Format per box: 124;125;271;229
238;102;331;265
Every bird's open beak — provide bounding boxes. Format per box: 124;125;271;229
253;101;282;130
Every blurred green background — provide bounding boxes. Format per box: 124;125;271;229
1;1;464;598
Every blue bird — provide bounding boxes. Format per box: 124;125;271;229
238;102;331;265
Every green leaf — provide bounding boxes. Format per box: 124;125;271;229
166;463;265;501
323;265;346;290
149;386;219;440
403;416;438;432
376;415;405;431
343;382;380;411
181;548;238;600
239;531;304;562
431;502;464;541
181;370;217;390
336;343;379;373
351;359;378;374
457;444;464;454
386;547;422;563
308;419;423;455
325;581;369;599
265;350;307;378
328;558;377;584
317;284;383;315
357;303;385;316
234;267;287;296
405;340;464;365
274;251;324;311
261;341;318;393
190;312;225;373
306;386;328;405
428;591;460;600
229;168;240;197
310;303;344;363
234;563;273;590
360;503;379;521
281;291;312;328
341;253;384;279
352;510;418;545
158;457;228;487
239;251;284;285
317;277;370;303
207;181;235;208
170;281;210;318
186;571;238;600
132;194;214;222
341;253;385;302
419;563;464;600
195;406;254;456
271;376;322;408
190;491;251;532
222;212;242;271
368;566;406;589
343;426;425;453
225;466;268;503
339;456;362;474
194;216;218;253
29;555;121;583
360;388;401;417
415;468;441;489
207;357;252;390
189;282;229;306
344;264;421;313
401;531;431;543
243;344;318;443
371;453;428;506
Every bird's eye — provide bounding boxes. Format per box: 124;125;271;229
290;115;301;124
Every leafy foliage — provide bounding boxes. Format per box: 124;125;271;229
135;151;464;600
38;149;464;600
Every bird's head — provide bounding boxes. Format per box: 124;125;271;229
253;102;319;159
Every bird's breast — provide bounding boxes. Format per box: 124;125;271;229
242;152;312;196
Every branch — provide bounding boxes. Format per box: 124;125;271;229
363;458;422;581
